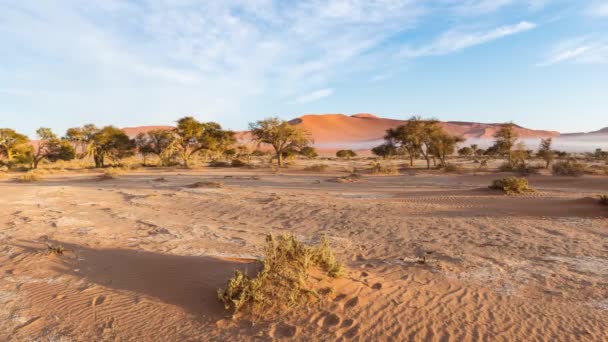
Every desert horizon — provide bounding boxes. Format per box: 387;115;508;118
2;1;608;341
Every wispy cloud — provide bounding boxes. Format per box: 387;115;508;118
586;1;608;17
294;88;334;104
400;21;537;58
539;37;608;66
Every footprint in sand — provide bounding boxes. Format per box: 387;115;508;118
92;295;106;306
319;312;341;327
345;297;359;309
269;323;297;338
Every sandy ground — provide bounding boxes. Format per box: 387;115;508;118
1;164;607;341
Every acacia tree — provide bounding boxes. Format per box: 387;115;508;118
31;128;75;169
430;132;465;167
491;123;519;166
173;117;235;168
249;118;312;167
537;138;555;168
64;124;99;157
88;126;135;168
135;129;175;166
383;117;423;166
0;128;29;163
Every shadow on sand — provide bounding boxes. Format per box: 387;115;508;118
20;241;259;318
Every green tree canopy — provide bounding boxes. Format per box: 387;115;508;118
249;118;312;166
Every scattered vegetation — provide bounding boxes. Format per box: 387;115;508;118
443;164;461;172
489;176;534;195
304;164;328;172
552;160;586;177
17;170;43;182
368;161;398;175
217;234;343;315
335;172;362;183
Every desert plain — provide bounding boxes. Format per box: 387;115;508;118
1;159;607;342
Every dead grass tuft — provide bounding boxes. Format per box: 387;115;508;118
98;168;120;180
47;244;65;256
368;162;398;175
304;164;328;172
17;171;43;183
217;234;343;315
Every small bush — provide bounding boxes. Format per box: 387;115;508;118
304;164;328;172
217;234;343;315
368;162;398;175
336;150;357;159
489;177;533;195
552;160;586;177
17;171;43;183
335;173;362;183
600;195;608;206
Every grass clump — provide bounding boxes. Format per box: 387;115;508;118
17;171;43;183
368;162;398;175
600;195;608;206
304;164;328;172
552;160;586;177
489;176;534;195
217;234;343;315
443;164;461;172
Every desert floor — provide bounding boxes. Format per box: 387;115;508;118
1;164;607;341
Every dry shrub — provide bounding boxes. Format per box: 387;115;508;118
600;195;608;206
443;164;461;172
368;162;398;175
209;160;232;167
98;168;119;180
304;164;328;172
17;171;43;183
187;181;224;188
231;159;248;167
489;176;534;195
585;165;608;176
218;234;343;315
335;173;362;183
552;160;586;177
47;244;65;256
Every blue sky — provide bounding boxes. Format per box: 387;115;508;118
1;0;607;137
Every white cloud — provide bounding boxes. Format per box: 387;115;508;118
400;21;537;58
293;88;334;104
587;1;608;17
539;37;608;66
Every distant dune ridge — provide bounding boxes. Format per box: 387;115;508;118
48;114;604;152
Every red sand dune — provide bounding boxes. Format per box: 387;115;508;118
287;114;559;145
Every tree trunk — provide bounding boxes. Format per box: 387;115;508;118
277;151;283;167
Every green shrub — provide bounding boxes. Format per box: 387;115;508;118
304;164;328;172
489;177;534;195
336;150;357;159
217;234;343;315
368;162;398;175
552;160;586;177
